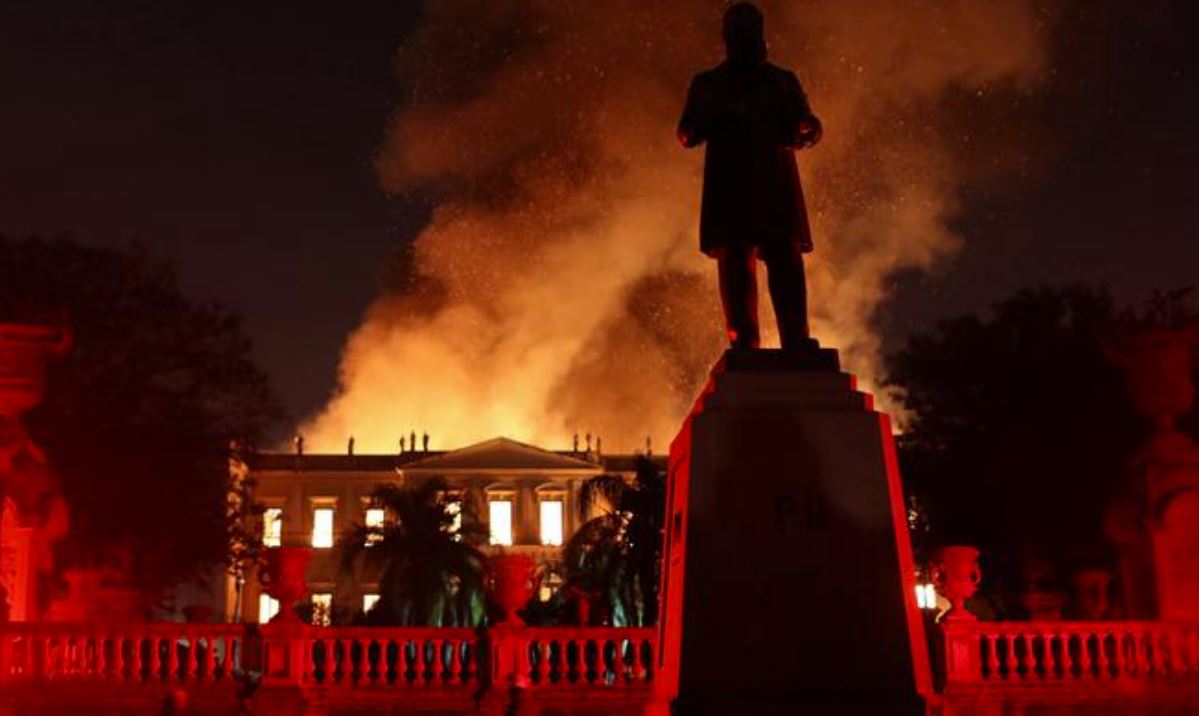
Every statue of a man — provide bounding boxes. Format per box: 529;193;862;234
678;2;822;351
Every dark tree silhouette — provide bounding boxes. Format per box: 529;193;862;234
563;456;665;627
887;285;1199;607
340;478;488;627
0;235;280;602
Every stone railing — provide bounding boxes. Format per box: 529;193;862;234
0;622;247;684
0;621;657;694
942;620;1199;686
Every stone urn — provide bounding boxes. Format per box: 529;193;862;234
1072;568;1113;620
1107;327;1198;434
931;545;980;621
0;323;72;419
260;546;312;624
489;553;537;626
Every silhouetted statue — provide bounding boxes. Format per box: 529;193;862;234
679;2;822;351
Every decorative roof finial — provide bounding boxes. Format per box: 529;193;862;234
596;435;602;456
422;432;430;452
293;434;304;456
585;432;592;452
400;435;407;453
646;435;652;456
347;435;355;456
573;433;579;452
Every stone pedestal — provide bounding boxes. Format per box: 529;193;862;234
1107;326;1199;620
0;507;32;621
658;348;930;714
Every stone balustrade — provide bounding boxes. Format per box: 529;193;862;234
0;622;247;684
0;621;656;700
942;619;1199;686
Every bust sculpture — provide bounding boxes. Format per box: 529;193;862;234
678;2;822;351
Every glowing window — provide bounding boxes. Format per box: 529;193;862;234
258;594;279;624
363;593;380;613
489;499;513;546
447;500;462;536
364;507;385;545
539;499;564;546
263;508;283;548
311;593;332;627
915;583;937;610
312;507;335;549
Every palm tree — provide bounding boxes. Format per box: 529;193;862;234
340;478;489;626
562;456;665;626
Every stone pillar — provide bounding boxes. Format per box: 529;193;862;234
0;501;32;621
658;348;930;715
1107;326;1199;619
0;322;71;623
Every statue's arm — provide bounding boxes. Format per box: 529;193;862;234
784;72;822;149
677;76;708;148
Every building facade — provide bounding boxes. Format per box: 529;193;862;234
227;437;660;624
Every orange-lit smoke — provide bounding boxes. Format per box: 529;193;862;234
303;0;1055;453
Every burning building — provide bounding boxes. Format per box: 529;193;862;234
224;436;662;625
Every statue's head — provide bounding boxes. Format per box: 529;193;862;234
723;2;767;65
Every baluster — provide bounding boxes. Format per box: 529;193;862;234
1153;630;1168;675
1079;632;1094;678
183;632;197;681
1091;630;1106;680
94;634;109;680
111;636;126;682
391;638;403;686
450;638;462;686
131;635;146;682
226;634;239;680
202;634;216;682
634;638;649;683
167;636;180;681
362;638;371;686
574;638;584;684
1017;633;1030;680
41;635;54;680
1043;631;1059;679
1136;631;1151;675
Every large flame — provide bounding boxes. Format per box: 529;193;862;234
302;0;1055;453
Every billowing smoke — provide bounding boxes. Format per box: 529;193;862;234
303;0;1055;452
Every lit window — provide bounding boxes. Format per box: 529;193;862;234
489;499;513;546
258;594;279;624
446;500;462;537
263;508;282;548
364;507;385;545
539;499;564;546
312;507;335;548
363;593;380;613
539;571;563;602
311;593;332;627
915;583;937;610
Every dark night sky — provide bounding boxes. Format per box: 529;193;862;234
2;1;1196;427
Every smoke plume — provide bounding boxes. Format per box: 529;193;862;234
303;0;1055;452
